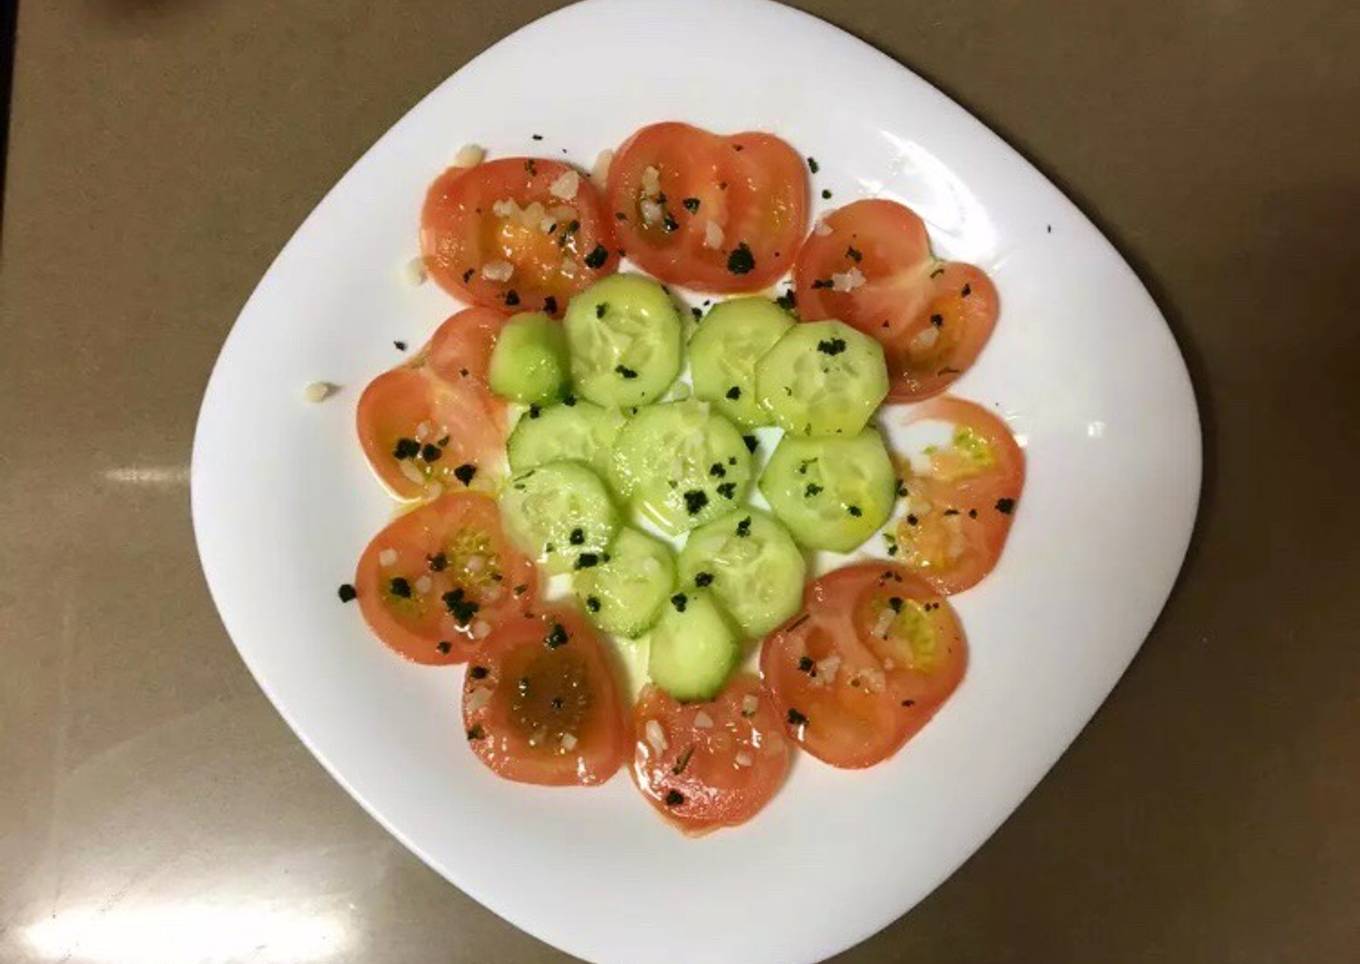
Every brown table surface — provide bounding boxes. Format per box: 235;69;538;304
4;1;1358;961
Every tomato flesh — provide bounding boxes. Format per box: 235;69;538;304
463;608;627;786
632;674;791;834
760;563;967;768
795;199;998;401
422;157;618;316
354;491;538;665
608;122;807;292
356;308;508;501
893;397;1024;594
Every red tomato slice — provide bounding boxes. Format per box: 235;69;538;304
794;199;998;401
354;491;539;665
631;674;791;834
462;608;627;786
356;308;508;501
607;122;807;292
893;397;1024;594
421;157;618;316
760;563;967;769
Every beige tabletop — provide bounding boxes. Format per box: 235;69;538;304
3;1;1358;962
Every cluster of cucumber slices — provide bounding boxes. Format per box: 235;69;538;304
489;274;897;701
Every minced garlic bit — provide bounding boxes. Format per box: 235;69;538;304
480;260;514;282
414;575;433;595
548;169;580;201
560;257;578;278
402;256;427;286
703;220;724;250
813;219;832;237
910;326;940;353
377;548;398;567
641;165;662;197
734;751;754;768
560;732;578;751
693;711;714;729
453;143;485;168
399;460;425;485
471;619;492;640
302;381;338;403
466;686;492;714
591;148;613;189
639;198;664;225
491;199;517;218
740;694;759;717
831;266;866;293
645;718;668;753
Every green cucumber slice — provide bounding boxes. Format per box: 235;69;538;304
647;590;740;702
488;312;569;404
688;296;794;428
572;527;675;637
677;509;806;637
609;400;753;534
563;274;682;407
754;319;889;437
506;399;626;477
500;460;619;574
759;427;896;552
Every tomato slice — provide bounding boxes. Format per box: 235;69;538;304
631;674;791;834
421;157;618;316
794;199;998;401
462;608;627;786
607;122;807;293
355;491;538;665
356;308;508;501
893;397;1024;594
760;563;967;769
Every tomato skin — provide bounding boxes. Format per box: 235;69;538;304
355;491;538;665
421;158;618;316
631;674;791;834
893;396;1025;594
760;563;967;769
356;308;509;501
607;122;807;292
462;608;627;786
794;199;998;401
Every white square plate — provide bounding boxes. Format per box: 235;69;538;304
192;1;1201;961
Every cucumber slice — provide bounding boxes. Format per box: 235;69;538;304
648;590;740;702
759;427;896;552
610;400;753;534
506;399;626;477
677;509;806;638
572;527;675;637
500;460;619;574
755;319;889;437
688;296;794;428
488;312;569;404
564;274;682;407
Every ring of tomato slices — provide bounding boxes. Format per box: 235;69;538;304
354;491;538;665
631;674;791;834
421;157;618;317
356;307;509;501
893;396;1024;594
760;563;967;769
607;122;808;292
462;607;627;786
794;199;998;401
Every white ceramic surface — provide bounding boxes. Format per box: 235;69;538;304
191;1;1201;961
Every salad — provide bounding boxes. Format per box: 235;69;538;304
338;121;1024;834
